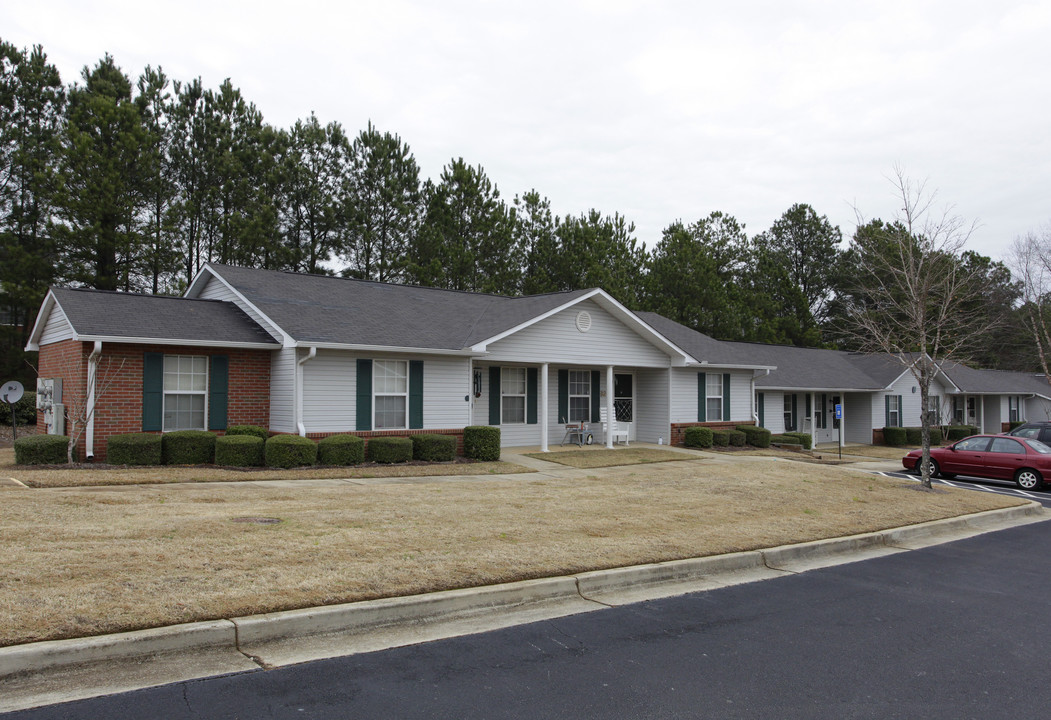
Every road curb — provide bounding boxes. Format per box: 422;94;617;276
2;502;1044;682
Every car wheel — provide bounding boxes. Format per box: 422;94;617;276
1015;468;1043;491
914;458;940;478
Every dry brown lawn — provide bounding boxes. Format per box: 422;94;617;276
0;449;530;489
523;448;694;468
0;457;1024;648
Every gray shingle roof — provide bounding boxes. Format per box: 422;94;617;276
50;287;279;346
208;264;592;350
940;361;1051;397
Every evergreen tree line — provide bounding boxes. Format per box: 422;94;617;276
0;42;1029;384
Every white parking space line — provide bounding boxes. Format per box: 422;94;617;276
871;470;1051;504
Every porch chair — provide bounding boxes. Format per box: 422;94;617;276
599;407;630;446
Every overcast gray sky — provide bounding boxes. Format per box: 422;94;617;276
5;0;1049;261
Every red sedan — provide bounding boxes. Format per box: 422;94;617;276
901;434;1051;490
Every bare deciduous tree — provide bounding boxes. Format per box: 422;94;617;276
1008;226;1051;381
56;349;126;464
839;167;991;489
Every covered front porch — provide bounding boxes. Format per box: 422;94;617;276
471;362;670;450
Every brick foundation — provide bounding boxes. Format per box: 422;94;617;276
670;421;753;447
36;341;271;461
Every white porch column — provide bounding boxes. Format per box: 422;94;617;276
839;397;845;452
540;363;549;452
606;365;615;449
811;392;817;438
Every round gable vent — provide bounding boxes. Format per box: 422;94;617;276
575;310;592;333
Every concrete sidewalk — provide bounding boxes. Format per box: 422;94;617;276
2;498;1044;714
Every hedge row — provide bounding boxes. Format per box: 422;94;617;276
684;425;769;450
736;425;772;448
16;428;485;467
885;425;969;446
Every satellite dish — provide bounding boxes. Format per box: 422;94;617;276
2;381;24;404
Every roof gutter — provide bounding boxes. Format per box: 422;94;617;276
296;346;317;437
85;341;102;459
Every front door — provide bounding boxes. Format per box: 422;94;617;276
614;373;635;441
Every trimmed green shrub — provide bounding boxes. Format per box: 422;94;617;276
412;434;457;462
216;435;264;467
463;425;501;461
0;391;37;426
883;426;907;446
736;425;771;448
712;430;729;446
368;436;413;464
729;430;746;447
318;434;365;466
771;434;802;447
905;427;922;445
14;434;70;464
783;432;812;450
929;427;943;445
107;433;162;466
946;426;968;441
162;430;216;465
1009;420;1025;430
683;426;713;448
225;425;269;441
265;434;317;468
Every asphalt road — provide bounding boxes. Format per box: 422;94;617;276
8;518;1051;720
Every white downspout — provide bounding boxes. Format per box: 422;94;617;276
296;346;317;437
85;341;102;459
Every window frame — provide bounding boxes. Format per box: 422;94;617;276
706;373;723;422
162;354;209;432
568;370;590;423
783;394;793;431
373;359;409;430
888;395;900;427
1009;395;1020;423
501;367;527;425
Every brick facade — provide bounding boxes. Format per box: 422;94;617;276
670;420;752;447
36;341;272;461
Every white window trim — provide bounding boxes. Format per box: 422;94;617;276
705;373;723;422
501;367;527;425
888;395;900;427
1009;395;1020;423
568;370;590;423
783;394;793;431
162;354;209;432
374;359;409;430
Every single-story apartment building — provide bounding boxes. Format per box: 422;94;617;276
26;263;1051;460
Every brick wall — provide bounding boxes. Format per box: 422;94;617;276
35;341;272;461
670;420;752;447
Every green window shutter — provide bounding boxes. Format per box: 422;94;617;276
698;372;706;422
208;355;229;431
489;366;501;425
722;374;731;421
885;395;891;427
791;394;798;431
805;393;811;419
821;394;827;429
356;359;372;431
898;395;903;425
590;370;600;422
142;352;163;432
558;369;568;423
757;392;765;427
527;368;538;424
409;360;424;429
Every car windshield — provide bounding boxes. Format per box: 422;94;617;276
1010;426;1042;439
1025;439;1051;454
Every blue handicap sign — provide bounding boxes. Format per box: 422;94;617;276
834;404;842;420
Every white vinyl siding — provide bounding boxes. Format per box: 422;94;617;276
484;300;672;368
269;348;297;432
39;305;74;346
635;367;670;444
844;392;873;444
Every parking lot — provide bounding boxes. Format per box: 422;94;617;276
876;468;1051;507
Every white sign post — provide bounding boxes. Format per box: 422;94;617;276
835;403;843;459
